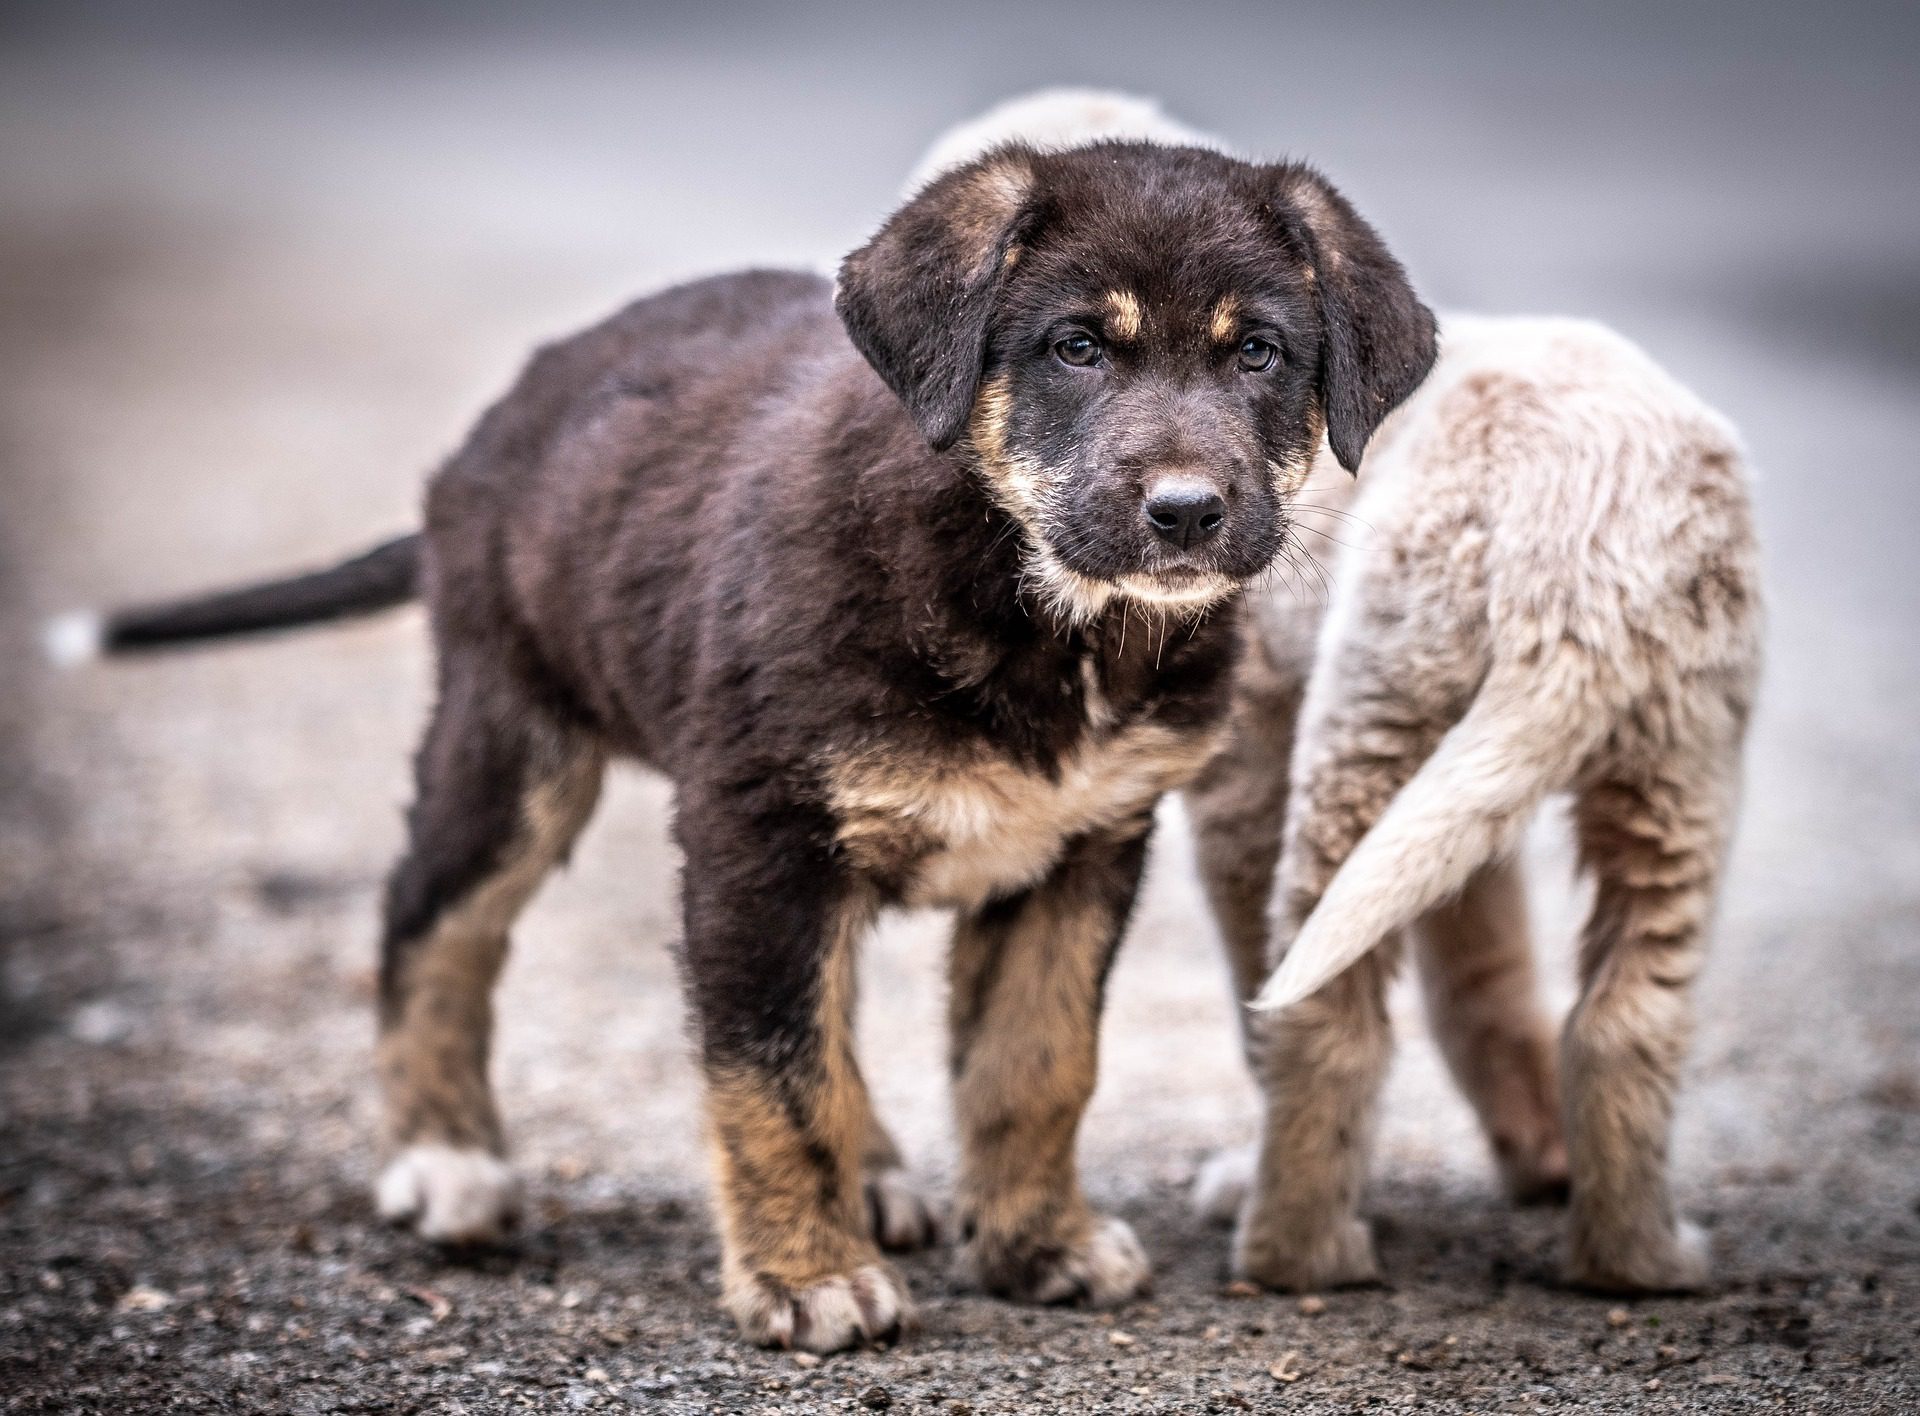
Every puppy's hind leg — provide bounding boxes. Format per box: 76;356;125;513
1412;858;1569;1204
1183;631;1302;1225
1560;743;1739;1293
376;658;604;1244
858;1100;940;1253
845;956;939;1252
1232;682;1450;1290
1185;630;1304;1046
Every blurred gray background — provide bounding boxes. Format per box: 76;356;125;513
3;3;1917;1410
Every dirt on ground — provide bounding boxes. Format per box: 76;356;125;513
3;13;1918;1414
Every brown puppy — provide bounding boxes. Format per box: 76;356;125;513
57;142;1435;1349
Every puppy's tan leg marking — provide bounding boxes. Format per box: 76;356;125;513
1561;753;1736;1293
376;689;604;1245
949;827;1153;1308
1412;858;1568;1204
707;896;911;1351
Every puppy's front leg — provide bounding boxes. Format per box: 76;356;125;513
679;806;908;1353
949;826;1153;1307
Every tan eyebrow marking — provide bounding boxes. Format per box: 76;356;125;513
1209;294;1241;344
1104;290;1144;342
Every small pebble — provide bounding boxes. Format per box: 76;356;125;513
1298;1295;1327;1316
117;1286;172;1312
1606;1307;1632;1328
1108;1330;1135;1347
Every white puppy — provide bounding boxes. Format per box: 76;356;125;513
923;90;1762;1295
904;88;1222;192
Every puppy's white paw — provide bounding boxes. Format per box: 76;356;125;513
865;1167;941;1252
725;1262;912;1353
1038;1215;1152;1307
1233;1214;1379;1292
1568;1217;1712;1294
377;1144;520;1245
962;1213;1152;1308
1191;1144;1255;1226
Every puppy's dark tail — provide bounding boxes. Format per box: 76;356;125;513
43;532;422;664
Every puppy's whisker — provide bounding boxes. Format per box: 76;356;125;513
1291;502;1373;530
1293;522;1364;552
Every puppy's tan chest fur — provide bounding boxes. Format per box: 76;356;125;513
827;718;1219;910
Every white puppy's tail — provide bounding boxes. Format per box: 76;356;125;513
1252;651;1607;1013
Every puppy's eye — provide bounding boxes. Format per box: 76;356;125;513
1054;333;1103;367
1237;336;1280;373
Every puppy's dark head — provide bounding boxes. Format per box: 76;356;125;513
837;142;1436;618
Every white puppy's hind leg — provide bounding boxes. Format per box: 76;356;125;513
1413;857;1569;1204
1191;1144;1256;1226
1561;747;1739;1293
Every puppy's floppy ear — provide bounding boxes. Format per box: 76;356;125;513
1268;164;1437;472
836;148;1036;451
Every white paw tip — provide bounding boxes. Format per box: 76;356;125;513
867;1168;940;1250
728;1263;913;1354
1077;1216;1152;1307
1018;1216;1150;1307
1672;1218;1713;1280
42;611;103;667
1192;1145;1256;1225
377;1144;519;1244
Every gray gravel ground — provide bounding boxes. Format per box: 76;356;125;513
3;4;1918;1411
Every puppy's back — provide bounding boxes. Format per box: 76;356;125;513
1358;314;1758;680
1252;316;1762;1011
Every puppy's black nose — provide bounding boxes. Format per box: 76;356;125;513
1143;477;1227;550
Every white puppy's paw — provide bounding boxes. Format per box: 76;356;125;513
1038;1215;1153;1307
961;1213;1152;1308
864;1167;941;1252
1191;1144;1256;1226
377;1144;520;1245
1233;1214;1380;1292
725;1262;912;1353
1567;1217;1712;1294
